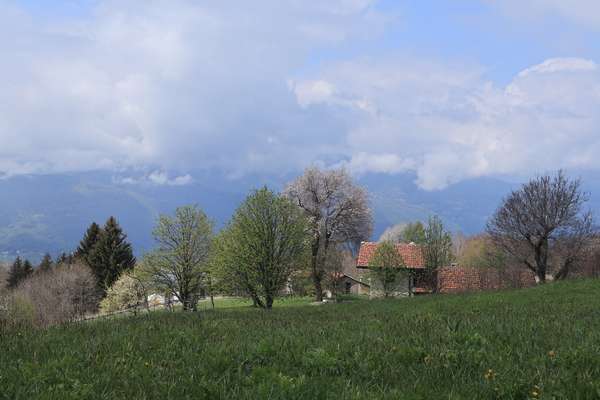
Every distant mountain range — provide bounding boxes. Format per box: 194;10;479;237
1;170;599;262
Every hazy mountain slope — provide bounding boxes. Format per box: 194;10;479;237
0;171;597;261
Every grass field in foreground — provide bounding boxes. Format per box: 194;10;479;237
2;280;600;399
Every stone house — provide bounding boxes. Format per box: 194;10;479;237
356;241;536;296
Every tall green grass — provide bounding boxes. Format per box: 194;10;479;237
2;280;600;399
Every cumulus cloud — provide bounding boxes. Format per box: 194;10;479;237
3;1;600;191
292;57;600;189
0;0;382;178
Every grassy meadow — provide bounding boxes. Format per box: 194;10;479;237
2;280;600;399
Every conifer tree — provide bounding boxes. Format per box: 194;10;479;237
37;253;53;273
7;256;33;288
75;222;102;264
88;217;136;293
56;252;74;266
22;259;34;276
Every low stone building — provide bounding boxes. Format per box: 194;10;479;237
337;273;371;295
357;241;536;296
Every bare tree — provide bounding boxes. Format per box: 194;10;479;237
284;167;373;301
144;205;213;311
487;171;596;283
6;263;100;327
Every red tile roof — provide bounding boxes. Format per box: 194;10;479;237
356;242;425;269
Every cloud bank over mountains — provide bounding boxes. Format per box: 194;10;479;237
1;1;600;190
294;57;600;189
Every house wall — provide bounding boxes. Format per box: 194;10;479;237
339;276;370;296
368;275;410;298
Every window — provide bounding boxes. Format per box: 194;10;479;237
345;281;352;294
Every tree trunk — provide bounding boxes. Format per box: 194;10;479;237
313;272;323;302
534;240;548;284
311;238;323;302
554;263;570;280
265;294;274;309
251;293;265;309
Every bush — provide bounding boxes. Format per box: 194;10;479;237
100;273;148;314
0;263;9;294
0;292;36;331
1;263;100;329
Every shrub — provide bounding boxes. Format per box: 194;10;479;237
2;263;100;329
0;292;36;331
100;273;149;314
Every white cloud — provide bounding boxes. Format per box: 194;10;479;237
115;171;193;186
293;57;600;189
290;80;336;108
342;152;415;175
3;2;600;191
0;0;383;178
517;58;597;78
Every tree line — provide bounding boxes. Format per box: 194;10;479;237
2;168;599;327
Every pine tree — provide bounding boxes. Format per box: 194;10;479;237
88;216;136;293
75;222;102;264
7;257;23;288
22;259;33;277
56;252;74;266
7;256;33;288
37;253;53;273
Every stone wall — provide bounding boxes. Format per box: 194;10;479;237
438;266;536;293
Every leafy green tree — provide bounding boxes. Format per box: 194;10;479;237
424;215;453;292
402;222;426;244
37;253;54;273
75;222;102;264
212;187;308;309
144;206;213;311
88;217;136;294
368;241;408;297
7;257;33;288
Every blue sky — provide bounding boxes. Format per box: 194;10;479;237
2;0;600;189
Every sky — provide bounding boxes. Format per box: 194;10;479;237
2;0;600;190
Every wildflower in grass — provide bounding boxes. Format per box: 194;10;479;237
531;385;541;398
548;350;556;358
423;355;432;365
484;369;496;381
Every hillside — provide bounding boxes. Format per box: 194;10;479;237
2;280;600;399
3;171;600;262
0;171;518;261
